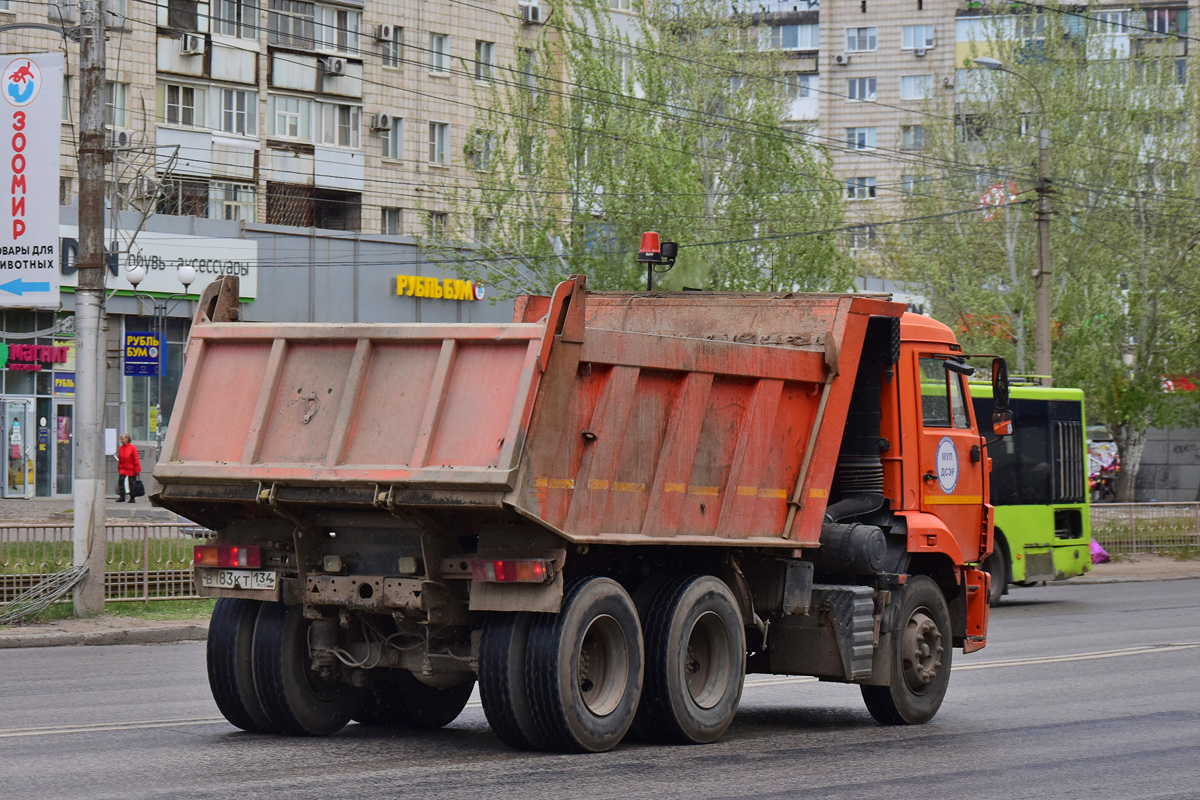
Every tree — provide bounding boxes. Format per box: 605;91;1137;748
438;0;851;297
876;1;1200;500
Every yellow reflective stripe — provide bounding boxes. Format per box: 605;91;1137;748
924;494;984;505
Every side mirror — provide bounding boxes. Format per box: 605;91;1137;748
992;409;1014;437
992;357;1010;410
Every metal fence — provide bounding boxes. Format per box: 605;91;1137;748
0;522;206;605
1091;503;1200;554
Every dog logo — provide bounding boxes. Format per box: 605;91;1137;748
4;59;41;107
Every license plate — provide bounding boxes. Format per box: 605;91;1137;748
198;569;277;591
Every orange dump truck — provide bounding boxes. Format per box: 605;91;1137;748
156;275;1009;752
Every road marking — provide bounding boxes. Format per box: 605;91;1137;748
5;644;1196;738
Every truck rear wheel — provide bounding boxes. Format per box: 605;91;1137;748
526;577;643;753
207;598;277;733
354;670;475;729
251;602;358;736
479;612;548;750
633;575;745;744
861;576;952;725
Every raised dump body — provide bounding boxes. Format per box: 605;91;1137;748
163;275;1005;753
157;278;893;548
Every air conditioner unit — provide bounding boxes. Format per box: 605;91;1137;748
371;112;392;131
135;176;159;199
321;57;346;75
113;129;136;148
520;3;541;23
375;24;394;42
914;47;927;57
833;53;850;66
942;75;955;88
180;33;206;56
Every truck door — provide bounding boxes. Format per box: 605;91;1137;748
916;356;984;560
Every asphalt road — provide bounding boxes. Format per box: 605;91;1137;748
2;579;1198;800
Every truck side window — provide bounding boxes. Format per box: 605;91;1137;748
950;373;971;429
919;357;951;427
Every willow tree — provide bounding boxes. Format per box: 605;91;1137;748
876;1;1200;499
439;0;850;296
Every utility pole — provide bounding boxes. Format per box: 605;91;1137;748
1034;126;1052;387
73;0;108;615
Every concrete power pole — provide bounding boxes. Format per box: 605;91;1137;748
73;0;109;615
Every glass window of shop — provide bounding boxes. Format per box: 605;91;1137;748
123;315;190;442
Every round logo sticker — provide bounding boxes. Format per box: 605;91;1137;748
472;283;486;301
935;436;959;494
3;59;41;108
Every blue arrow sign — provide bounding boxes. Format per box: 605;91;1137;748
0;278;51;296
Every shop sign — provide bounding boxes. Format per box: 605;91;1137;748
52;372;74;397
0;54;62;309
124;332;161;377
54;339;75;370
0;341;70;372
396;274;485;301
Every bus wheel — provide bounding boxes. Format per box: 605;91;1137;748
251;602;359;736
207;598;277;733
355;670;474;729
982;537;1010;606
479;612;547;750
633;575;745;744
526;578;643;753
861;576;952;725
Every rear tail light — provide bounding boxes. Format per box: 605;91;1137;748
470;558;553;583
194;544;262;568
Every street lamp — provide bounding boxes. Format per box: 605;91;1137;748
973;56;1053;386
125;264;196;454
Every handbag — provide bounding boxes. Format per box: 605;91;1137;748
131;477;146;498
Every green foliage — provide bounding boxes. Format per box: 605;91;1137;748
877;1;1200;493
440;0;851;296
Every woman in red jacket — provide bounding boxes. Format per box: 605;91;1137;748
116;434;141;503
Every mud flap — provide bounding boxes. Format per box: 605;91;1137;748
961;567;989;653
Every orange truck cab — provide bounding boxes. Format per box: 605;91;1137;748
158;275;1007;752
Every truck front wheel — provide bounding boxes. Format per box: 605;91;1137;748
526;577;644;753
251;602;359;736
354;670;475;729
207;598;277;733
633;575;745;744
860;576;952;725
982;535;1010;606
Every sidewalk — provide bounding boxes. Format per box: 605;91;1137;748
0;497;181;523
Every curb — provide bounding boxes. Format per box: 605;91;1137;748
0;623;208;649
1068;574;1200;585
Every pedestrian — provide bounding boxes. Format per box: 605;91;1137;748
116;434;141;503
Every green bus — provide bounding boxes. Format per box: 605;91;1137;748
970;383;1092;604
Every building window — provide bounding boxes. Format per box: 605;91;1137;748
608;0;635;10
213;0;258;38
845;27;877;52
471;129;496;171
475;40;496;82
382;207;402;234
900;74;933;100
767;24;819;51
382;25;402;68
1147;8;1188;35
845;126;876;150
428;211;448;236
268;0;314;48
901;124;925;149
314;5;359;54
1094;10;1130;35
847;77;876;101
784;72;812;99
901;175;930;197
316;102;361;148
475;217;492;243
168;0;199;30
221;89;256;135
848;225;877;250
161;83;205;127
430;33;448;73
62;76;72;122
846;177;877;199
105;82;128;127
159;178;210;217
210;181;256;221
902;24;934;49
49;1;77;23
428;121;448;164
268;94;312;140
381;116;403;159
59;177;74;206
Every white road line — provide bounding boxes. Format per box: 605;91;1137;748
3;643;1195;739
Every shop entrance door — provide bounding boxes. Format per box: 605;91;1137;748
4;400;35;499
54;402;73;496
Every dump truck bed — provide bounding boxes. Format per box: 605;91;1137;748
155;278;904;547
